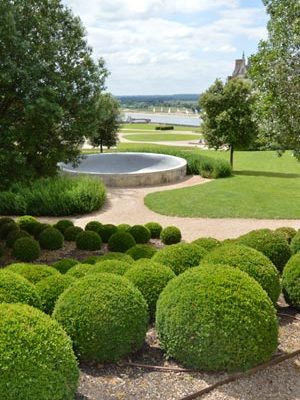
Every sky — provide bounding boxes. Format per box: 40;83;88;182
62;0;268;96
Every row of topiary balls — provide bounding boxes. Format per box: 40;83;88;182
0;216;182;262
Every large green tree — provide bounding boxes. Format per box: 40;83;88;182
199;78;258;167
88;93;122;153
249;0;300;156
0;0;108;188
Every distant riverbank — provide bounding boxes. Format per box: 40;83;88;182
124;112;201;127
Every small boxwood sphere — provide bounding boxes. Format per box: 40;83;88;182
6;263;60;284
192;237;221;252
0;303;79;400
282;254;300;307
145;222;163;239
290;231;300;254
160;226;181;245
0;270;41;309
275;227;297;244
108;231;136;253
99;224;118;242
201;244;281;304
64;226;83;241
0;221;19;239
76;231;102;251
124;261;175;319
53;273;149;363
36;275;76;314
65;264;92;279
53;258;78;274
83;252;134;265
13;237;41;262
85;220;103;235
238;229;291;272
156;266;278;372
126;244;157;260
17;215;40;234
117;224;131;232
6;229;30;248
53;219;74;234
86;260;132;276
153;243;207;275
129;225;151;244
33;223;51;240
39;227;64;250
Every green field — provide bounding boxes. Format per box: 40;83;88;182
123;133;202;142
144;150;300;219
121;123;201;132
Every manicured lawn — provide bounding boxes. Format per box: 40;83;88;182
121;123;201;132
144;150;300;219
122;133;202;142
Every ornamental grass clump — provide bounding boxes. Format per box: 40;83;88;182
201;244;281;304
53;273;148;363
76;231;102;251
156;265;278;372
160;226;181;245
39;227;64;250
282;254;300;308
0;303;79;400
6;263;60;284
153;243;207;275
126;244;157;260
124;261;175;319
13;237;41;262
108;231;136;253
129;225;151;244
0;270;41;309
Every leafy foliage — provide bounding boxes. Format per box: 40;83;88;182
39;228;64;250
282;254;300;308
76;231;102;251
85;260;132;276
126;244;157;260
192;237;221;252
64;226;83;242
144;222;163;239
6;263;60;284
13;237;41;262
83;252;134;265
52;259;79;274
108;232;136;253
65;264;92;279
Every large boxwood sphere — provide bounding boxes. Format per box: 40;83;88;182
53;273;149;363
36;275;76;314
108;231;136;253
39;227;64;250
17;215;40;234
282;254;300;307
124;261;175;319
65;263;92;279
192;237;221;252
53;258;78;274
160;226;181;245
238;229;291;272
156;266;278;372
13;237;41;262
0;270;41;309
0;303;79;400
85;220;103;235
76;230;102;251
145;222;163;239
99;224;118;242
85;260;132;276
33;223;51;240
129;225;151;244
0;221;19;239
64;226;83;242
6;229;30;248
152;243;207;275
6;263;60;284
201;244;281;304
53;219;74;234
126;244;157;260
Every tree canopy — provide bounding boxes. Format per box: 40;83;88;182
0;0;108;189
249;0;300;156
199;78;258;167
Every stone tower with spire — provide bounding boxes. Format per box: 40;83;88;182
228;53;248;80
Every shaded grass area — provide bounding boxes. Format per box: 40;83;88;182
122;133;202;142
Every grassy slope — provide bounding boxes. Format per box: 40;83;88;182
122;133;202;142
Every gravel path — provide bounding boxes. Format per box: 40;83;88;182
74;176;300;241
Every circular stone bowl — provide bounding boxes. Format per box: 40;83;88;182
60;153;187;187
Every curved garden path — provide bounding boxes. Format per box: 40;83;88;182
74;176;300;242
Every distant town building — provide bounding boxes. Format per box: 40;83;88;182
228;53;248;80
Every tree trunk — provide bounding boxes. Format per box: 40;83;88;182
230;144;234;168
100;139;103;153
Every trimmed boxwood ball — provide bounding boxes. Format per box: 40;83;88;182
290;231;300;254
53;258;78;274
145;222;163;239
129;225;151;244
156;265;278;372
36;275;76;314
76;230;102;251
6;229;30;248
0;221;19;239
65;264;92;279
17;215;40;235
53;219;74;234
0;303;79;400
0;270;41;309
83;252;134;265
85;220;103;235
160;226;181;245
238;229;291;272
275;227;297;244
282;254;300;307
126;244;157;260
99;224;118;242
13;237;41;262
108;231;136;253
192;237;221;252
86;260;132;276
6;263;60;284
53;273;149;363
117;223;131;232
153;243;207;275
0;217;14;227
124;261;175;319
64;226;83;241
33;223;51;240
39;227;64;250
201;244;281;304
